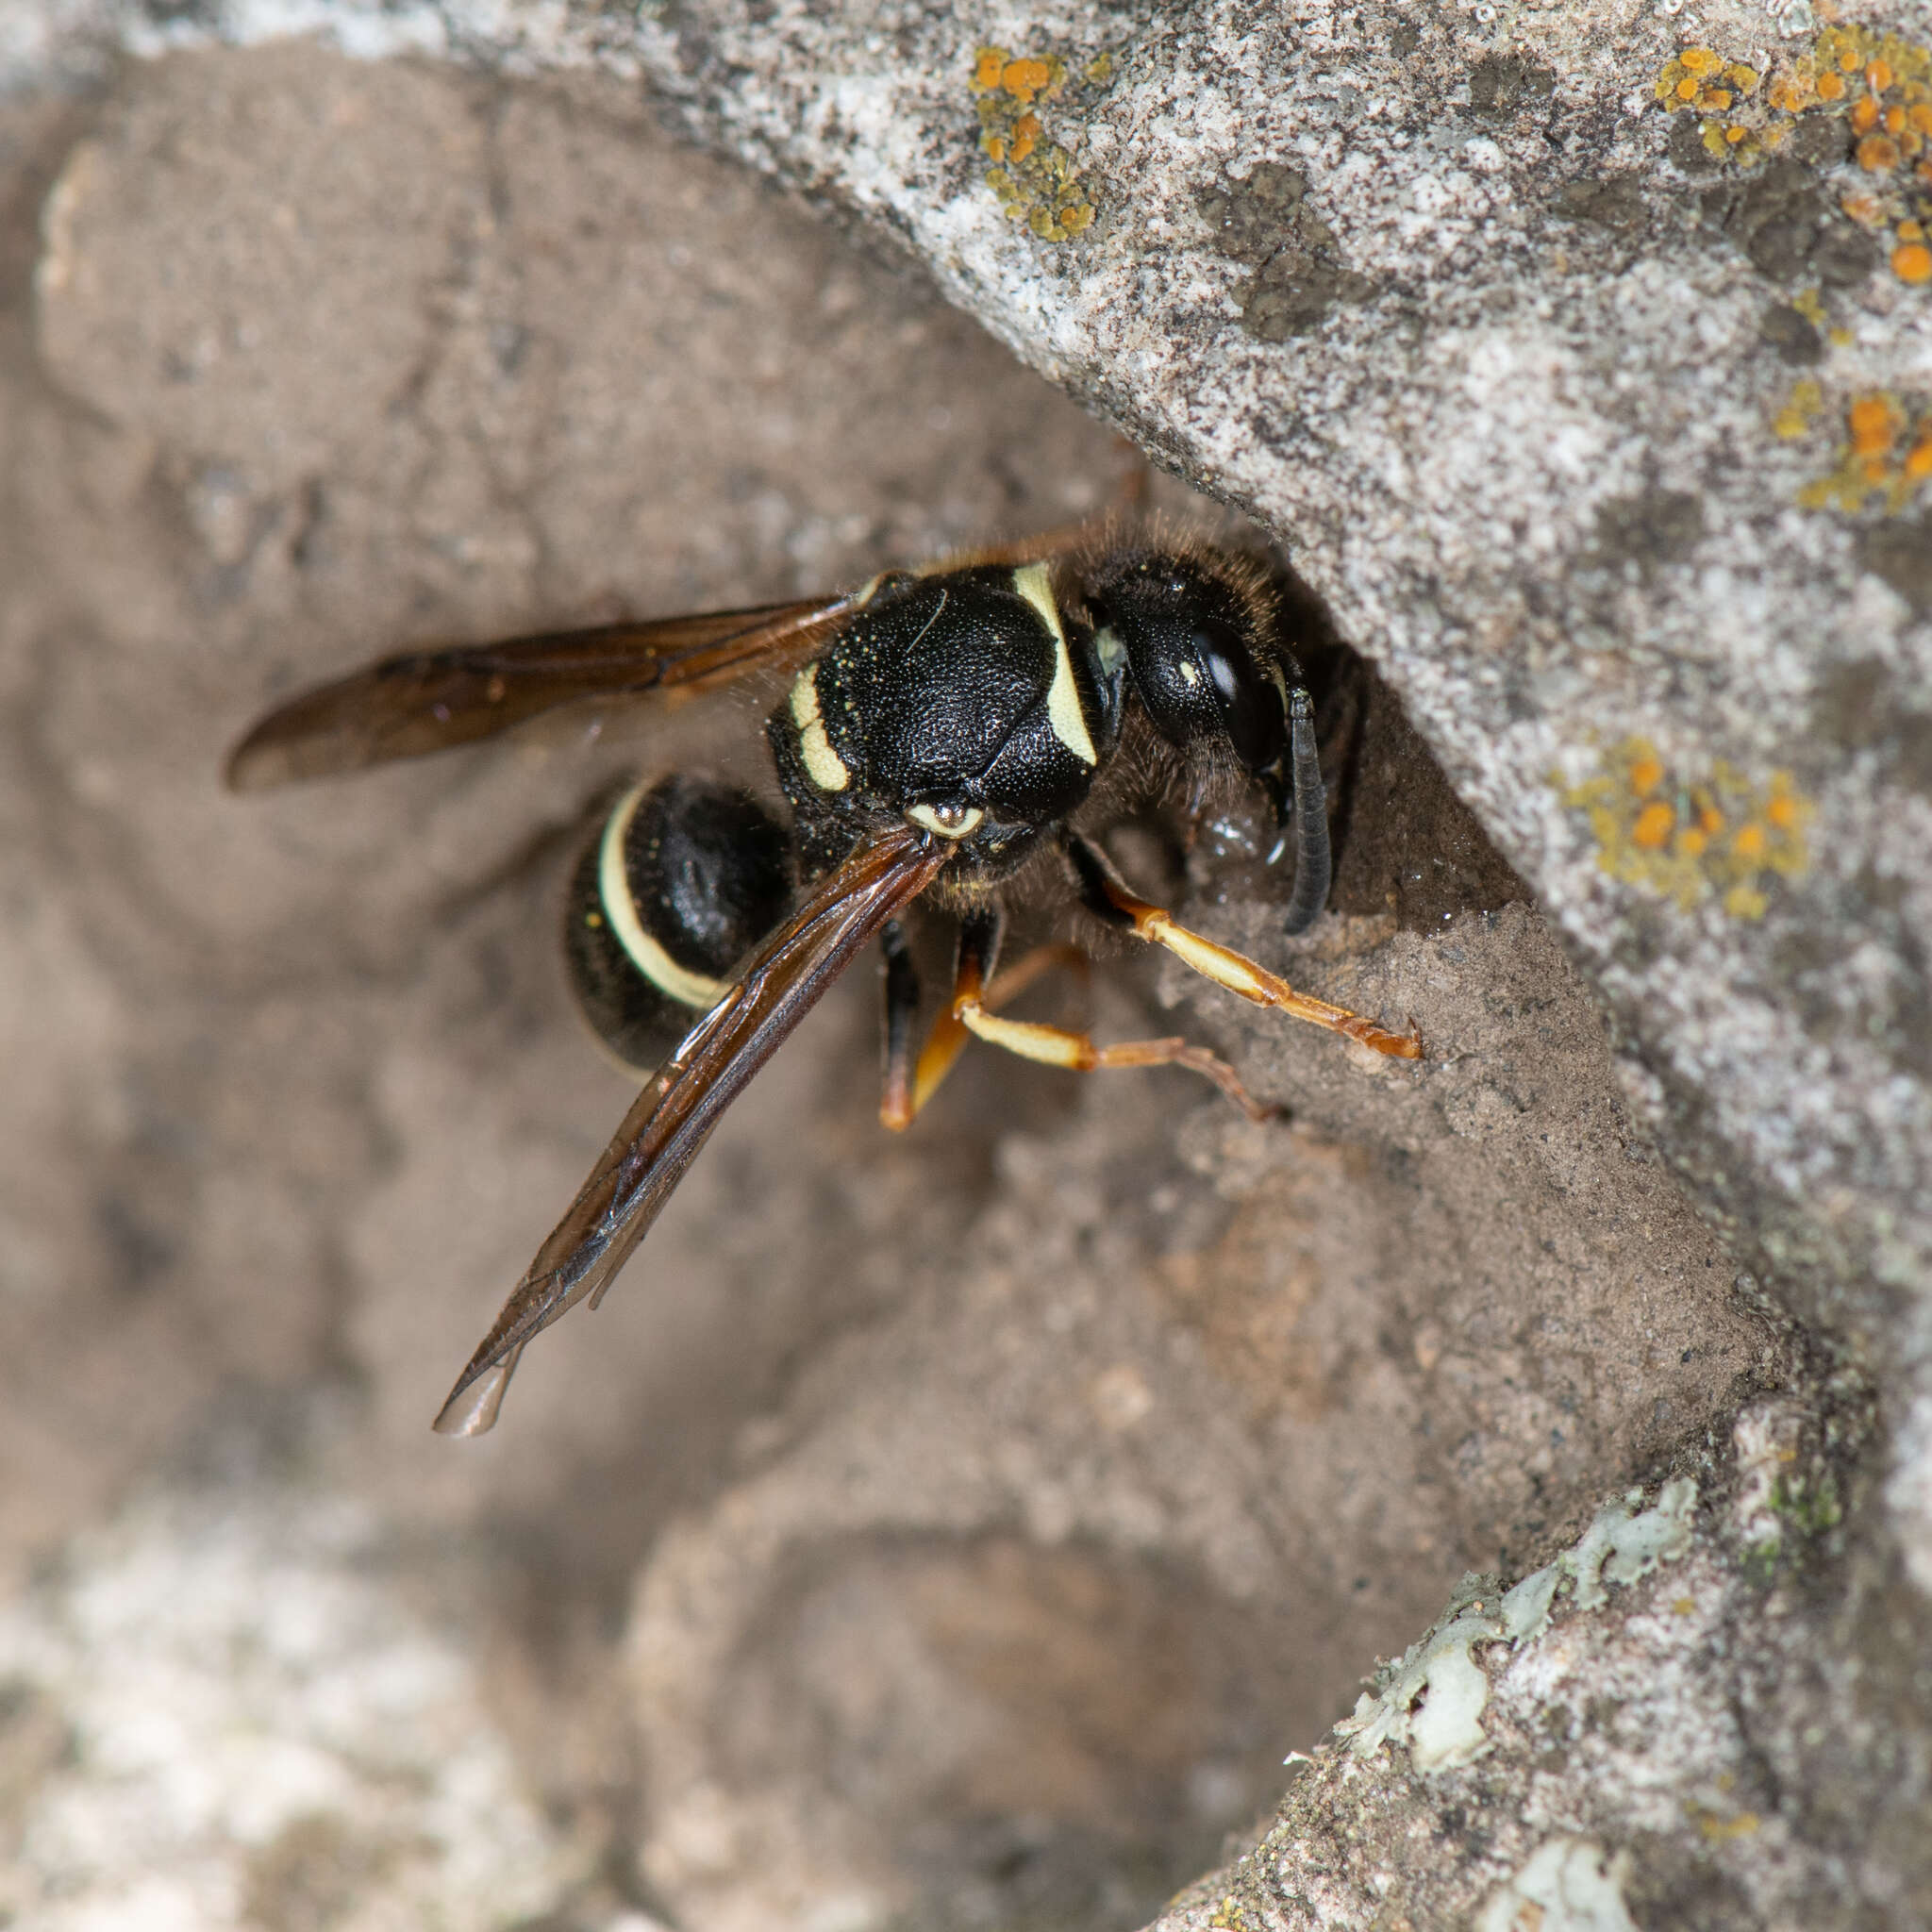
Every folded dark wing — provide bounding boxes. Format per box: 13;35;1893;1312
225;597;854;790
431;825;950;1436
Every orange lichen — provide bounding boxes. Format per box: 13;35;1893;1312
1000;57;1054;102
1800;391;1932;509
1850;394;1900;450
1555;741;1812;917
1661;24;1932;286
972;43;1108;243
1634;802;1675;847
1895;240;1932;280
1657;49;1760;118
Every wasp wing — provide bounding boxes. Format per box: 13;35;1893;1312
431;825;950;1437
225;596;857;791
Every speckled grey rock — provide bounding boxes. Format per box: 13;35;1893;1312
0;1460;580;1930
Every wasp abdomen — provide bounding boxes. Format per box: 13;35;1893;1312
563;774;793;1074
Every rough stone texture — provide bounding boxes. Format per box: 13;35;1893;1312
0;1448;581;1931
1147;1381;1919;1932
2;5;1930;1928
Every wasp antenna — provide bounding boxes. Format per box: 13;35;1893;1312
1279;688;1331;936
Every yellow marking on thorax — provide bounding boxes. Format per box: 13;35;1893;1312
790;663;851;791
1011;561;1096;766
598;781;732;1011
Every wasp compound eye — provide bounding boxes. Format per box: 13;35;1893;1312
1087;554;1287;775
1194;620;1288;774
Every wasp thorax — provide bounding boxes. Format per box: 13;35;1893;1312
770;562;1120;874
1086;550;1289;776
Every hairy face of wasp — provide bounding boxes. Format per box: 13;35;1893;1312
226;528;1419;1438
769;561;1122;880
1085;549;1289;777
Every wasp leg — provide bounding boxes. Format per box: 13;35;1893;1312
895;908;1001;1127
897;908;1274;1124
984;941;1091;1010
910;940;1094;1120
958;1008;1277;1122
1063;831;1424;1059
878;919;923;1130
887;919;1095;1127
881;921;1087;1129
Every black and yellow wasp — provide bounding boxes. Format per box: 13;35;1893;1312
228;529;1421;1436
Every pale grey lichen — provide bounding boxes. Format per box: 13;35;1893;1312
1494;1557;1562;1646
1564;1475;1699;1611
1333;1580;1505;1773
1335;1480;1699;1774
1474;1838;1640;1932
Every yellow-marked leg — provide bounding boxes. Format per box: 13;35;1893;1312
893;927;1093;1128
878;918;921;1130
896;909;1000;1127
956;1002;1276;1124
1064;832;1424;1059
894;909;1274;1125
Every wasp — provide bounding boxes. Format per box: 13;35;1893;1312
228;530;1422;1436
